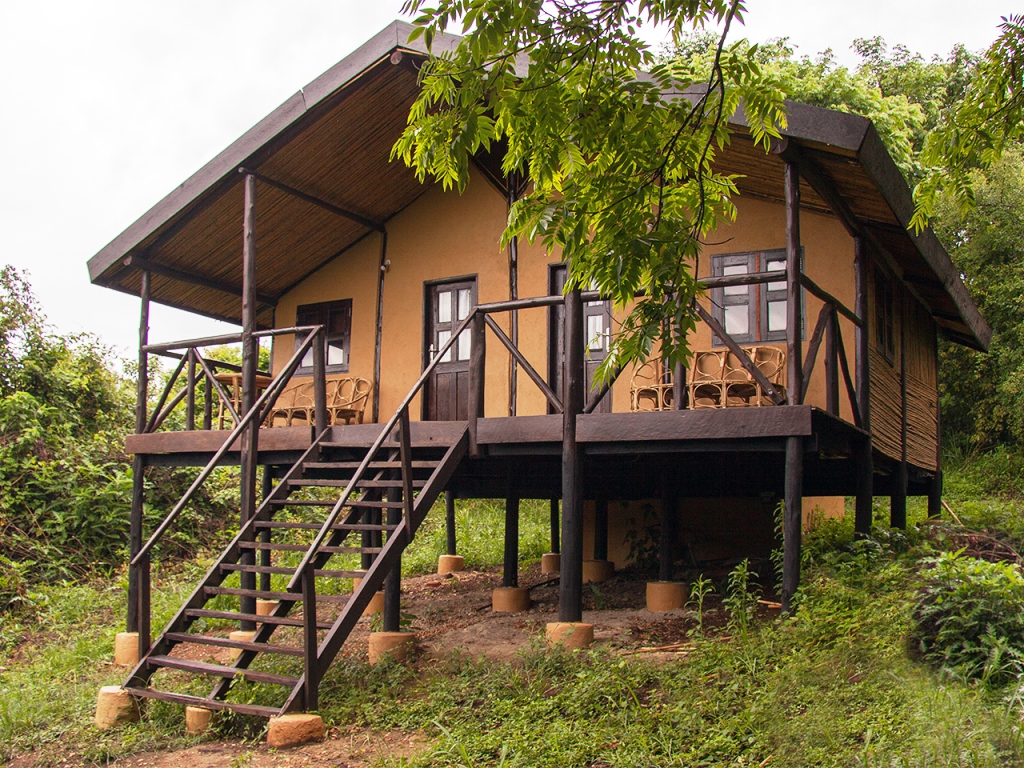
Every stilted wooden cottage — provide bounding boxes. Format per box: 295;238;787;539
87;21;990;719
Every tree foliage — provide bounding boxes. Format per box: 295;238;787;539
913;14;1024;229
0;269;237;602
393;0;787;377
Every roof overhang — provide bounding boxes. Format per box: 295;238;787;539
88;20;990;351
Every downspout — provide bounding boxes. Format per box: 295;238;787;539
372;229;389;424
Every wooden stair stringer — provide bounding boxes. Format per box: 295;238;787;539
279;427;469;713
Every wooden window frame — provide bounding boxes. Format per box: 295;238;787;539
294;298;352;375
710;249;803;346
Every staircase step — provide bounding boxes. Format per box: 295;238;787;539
203;586;350;603
287;479;427;489
307;461;437;470
238;541;382;555
165;632;304;656
124;687;282;718
147;655;299;686
219;563;367;579
254;521;398;532
184;608;333;629
347;500;407;509
268;499;337;506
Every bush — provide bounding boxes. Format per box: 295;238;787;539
911;551;1024;686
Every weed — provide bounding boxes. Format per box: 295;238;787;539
687;574;713;635
724;559;761;640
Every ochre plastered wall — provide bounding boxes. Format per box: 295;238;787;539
274;177;870;427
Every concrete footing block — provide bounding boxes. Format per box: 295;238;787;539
185;705;213;735
266;713;325;748
646;581;687;612
228;630;256;660
492;586;531;612
363;591;385;616
437;554;465;575
545;622;594;650
540;553;561;574
114;632;139;666
256;599;279;616
582;559;614;584
368;631;417;664
95;686;140;730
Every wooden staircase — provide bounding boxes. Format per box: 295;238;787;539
123;417;468;717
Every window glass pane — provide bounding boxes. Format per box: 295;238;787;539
766;258;786;291
327;340;346;366
587;315;605;351
437;330;452;363
723;263;749;296
301;347;314;369
438;291;452;323
457;329;471;361
457;289;471;320
768;300;788;332
724;305;749;336
328;309;348;335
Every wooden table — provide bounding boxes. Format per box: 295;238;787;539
213;371;273;429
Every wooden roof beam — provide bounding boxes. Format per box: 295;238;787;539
238;167;386;234
123;255;277;308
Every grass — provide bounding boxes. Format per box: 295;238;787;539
4;454;1024;766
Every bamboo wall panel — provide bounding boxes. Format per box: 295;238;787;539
906;372;938;470
869;348;903;463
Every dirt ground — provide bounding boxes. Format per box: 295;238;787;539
14;561;778;767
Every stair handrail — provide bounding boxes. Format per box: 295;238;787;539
288;309;478;588
131;326;324;567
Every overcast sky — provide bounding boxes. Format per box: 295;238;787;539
0;1;1010;357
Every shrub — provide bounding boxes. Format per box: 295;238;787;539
911;551;1024;686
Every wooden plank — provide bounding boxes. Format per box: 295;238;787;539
446;491;457;556
164;632;305;656
128;270;149;634
504;491;520;588
799;272;862;327
242;168;385;233
124;255;277;308
824;308;840;416
183;608;333;629
239;172;259;628
799;302;832;403
124;687;282;718
578;406;813;443
854;237;873;535
372;231;388;424
146;655;298;687
484;314;562;413
302;568;319;711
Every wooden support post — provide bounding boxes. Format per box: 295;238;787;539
185;349;196;431
854;237;873;535
892;295;908;529
928;392;942;518
503;494;520;588
782;436;803;612
383;485;402;633
824;308;840;416
784;162;803;406
312;329;328;439
507;176;519;417
550;498;560;554
594;497;609;562
260;466;274;592
128;270;150;634
203;371;213;430
559;287;585;623
467;312;486;456
372;231;388;424
239;172;259;628
301;566;319;711
658;493;677;582
445;491;457;556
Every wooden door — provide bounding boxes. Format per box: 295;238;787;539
548;265;612;413
425;278;476;421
